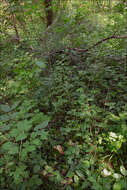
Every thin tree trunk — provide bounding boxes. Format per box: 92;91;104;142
10;14;20;41
44;0;53;27
109;0;112;10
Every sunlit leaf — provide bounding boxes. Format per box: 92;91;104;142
113;173;122;179
120;165;127;176
74;175;79;183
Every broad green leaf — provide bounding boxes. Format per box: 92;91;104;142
30;132;38;139
82;160;90;168
35;61;46;69
9;129;27;141
119;112;127;120
0;114;10;121
0;124;12;132
17;120;32;132
34;120;50;131
2;142;19;154
40;130;48;140
56;174;63;182
0;104;11;112
110;114;120;122
25;145;36;152
10;128;20;138
66;170;74;178
15;133;28;141
10;146;19;154
32;139;41;146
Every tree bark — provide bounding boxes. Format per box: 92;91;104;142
44;0;53;27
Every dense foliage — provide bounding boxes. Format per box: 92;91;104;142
0;0;127;189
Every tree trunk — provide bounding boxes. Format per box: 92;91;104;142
44;0;53;27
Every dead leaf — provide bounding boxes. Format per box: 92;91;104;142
54;145;64;155
61;178;73;184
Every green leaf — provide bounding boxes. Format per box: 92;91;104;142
82;160;90;169
113;182;122;190
0;124;12;132
17;120;32;132
0;104;11;112
0;114;10;121
10;128;20;138
2;142;19;154
40;130;48;140
10;128;28;141
75;170;84;179
119;112;127;120
32;139;41;146
35;61;46;69
29;175;43;186
74;175;79;183
34;120;49;131
66;185;73;190
20;149;27;160
88;176;96;183
11;101;20;110
25;145;36;152
30;132;38;139
66;170;74;178
110;114;120;122
82;181;89;188
10;112;19;119
16;133;28;141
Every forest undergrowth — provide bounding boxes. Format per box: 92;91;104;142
0;1;127;189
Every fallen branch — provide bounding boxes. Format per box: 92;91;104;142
47;35;127;55
71;35;127;53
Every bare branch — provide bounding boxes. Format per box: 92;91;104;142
46;35;127;55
